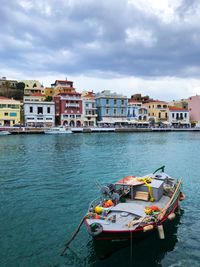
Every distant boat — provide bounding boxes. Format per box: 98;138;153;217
84;166;184;242
0;131;11;135
44;126;72;134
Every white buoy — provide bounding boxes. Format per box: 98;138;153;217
157;224;165;239
168;212;176;220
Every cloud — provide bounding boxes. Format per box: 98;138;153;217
1;0;200;100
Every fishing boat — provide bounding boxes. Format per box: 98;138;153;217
84;166;185;242
44;126;72;134
0;130;11;135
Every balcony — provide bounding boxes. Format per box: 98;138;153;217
85;114;97;117
65;104;80;108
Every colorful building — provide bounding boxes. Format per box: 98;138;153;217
95;90;128;125
24;101;55;127
186;95;200;123
0;97;21;126
127;100;148;124
145;101;169;125
23;93;46;102
54;92;83;127
48;79;76;97
82;91;97;127
168;106;190;127
21;80;45;96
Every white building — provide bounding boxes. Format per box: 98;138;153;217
127;101;149;124
24;101;55;127
82;91;97;127
168;106;190;127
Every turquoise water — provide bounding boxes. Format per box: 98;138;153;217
0;132;199;267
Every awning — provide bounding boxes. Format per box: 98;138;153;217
162;121;170;125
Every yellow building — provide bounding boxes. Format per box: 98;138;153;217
0;97;21;126
44;79;76;98
145;101;169;124
20;80;45;96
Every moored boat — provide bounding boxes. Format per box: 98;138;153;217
84;166;184;242
44;126;72;134
0;130;11;135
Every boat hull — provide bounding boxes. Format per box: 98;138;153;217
85;198;180;242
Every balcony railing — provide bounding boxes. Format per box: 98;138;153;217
65;104;80;108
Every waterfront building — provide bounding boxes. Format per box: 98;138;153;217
23;93;46;102
145;101;169;125
0;96;21;126
169;100;188;110
48;79;76;97
54;92;83;127
21;80;45;96
186;95;200;124
127;100;149;123
168;106;190;127
24;101;55;127
95;90;128;125
82;91;97;127
130;93;153;104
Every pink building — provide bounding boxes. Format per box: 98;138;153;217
187;95;200;122
54;92;83;127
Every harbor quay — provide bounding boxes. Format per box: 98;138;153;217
1;126;200;134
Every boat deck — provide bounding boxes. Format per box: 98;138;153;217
86;195;170;231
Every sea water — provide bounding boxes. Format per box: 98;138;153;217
0;132;199;267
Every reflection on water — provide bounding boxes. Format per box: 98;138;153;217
88;211;183;267
65;211;183;267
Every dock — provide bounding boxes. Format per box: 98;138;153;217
1;127;200;134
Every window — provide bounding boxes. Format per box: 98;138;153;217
185;113;187;118
172;113;174;118
4;112;8;116
121;109;124;114
165;113;167;118
114;109;116;115
158;112;161;118
106;108;109;115
157;105;161;108
106;99;109;105
37;107;43;114
121;100;124;105
114;99;117;105
30;106;33;113
47;107;50;113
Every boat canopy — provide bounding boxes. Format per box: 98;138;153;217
115;176;144;186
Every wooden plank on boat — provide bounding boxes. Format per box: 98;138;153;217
134;191;149;201
158;178;182;220
116;176;145;186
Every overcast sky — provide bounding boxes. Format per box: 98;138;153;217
1;0;200;100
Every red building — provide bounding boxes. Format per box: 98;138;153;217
54;92;83;127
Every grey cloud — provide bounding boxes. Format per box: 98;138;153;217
1;0;200;79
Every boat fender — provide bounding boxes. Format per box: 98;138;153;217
168;212;176;220
179;192;185;201
157;224;165;239
88;223;103;237
143;225;154;232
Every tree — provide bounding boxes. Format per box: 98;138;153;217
45;96;53;102
16;82;25;91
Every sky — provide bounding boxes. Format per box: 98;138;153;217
1;0;200;100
